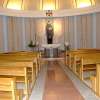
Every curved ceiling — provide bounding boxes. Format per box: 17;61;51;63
0;0;100;11
0;0;100;17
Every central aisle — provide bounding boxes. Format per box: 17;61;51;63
43;61;84;100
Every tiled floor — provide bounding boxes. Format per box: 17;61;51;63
43;61;84;100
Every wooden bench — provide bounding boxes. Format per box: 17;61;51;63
0;51;41;99
90;76;96;93
0;77;21;100
90;64;100;96
67;50;100;72
0;51;41;75
0;51;41;66
0;55;39;78
0;62;31;100
66;49;100;66
66;49;100;97
96;64;100;96
75;54;100;78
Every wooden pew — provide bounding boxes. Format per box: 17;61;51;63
0;51;41;99
0;51;41;86
0;77;21;100
0;55;39;78
66;49;100;65
71;54;100;80
90;76;96;93
0;58;36;80
66;49;100;97
66;50;100;80
74;56;100;97
90;64;100;96
0;51;41;74
0;52;40;98
0;61;35;82
0;51;41;63
1;51;40;56
96;64;100;96
0;62;31;100
67;50;100;72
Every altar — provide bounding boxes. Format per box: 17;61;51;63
42;44;61;58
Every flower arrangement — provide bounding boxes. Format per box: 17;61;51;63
28;40;36;48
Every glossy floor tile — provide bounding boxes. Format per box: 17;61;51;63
43;61;84;100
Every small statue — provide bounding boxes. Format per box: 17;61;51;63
46;21;54;44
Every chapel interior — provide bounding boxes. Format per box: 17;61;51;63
0;0;100;100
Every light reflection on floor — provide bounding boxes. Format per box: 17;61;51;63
43;61;84;100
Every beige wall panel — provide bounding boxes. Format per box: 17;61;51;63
24;18;32;50
12;17;24;51
77;14;94;49
76;16;83;48
29;18;36;44
68;17;75;49
64;17;69;42
86;14;93;48
7;17;25;51
96;12;100;48
0;16;4;52
77;15;89;48
81;15;87;48
1;16;36;52
11;17;18;51
7;17;14;51
24;18;36;49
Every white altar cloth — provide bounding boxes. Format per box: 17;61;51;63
41;44;61;58
42;44;61;49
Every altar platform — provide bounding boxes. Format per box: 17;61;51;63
41;44;61;58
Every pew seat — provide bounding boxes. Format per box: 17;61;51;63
0;51;42;100
0;64;30;99
83;64;96;71
0;77;21;100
